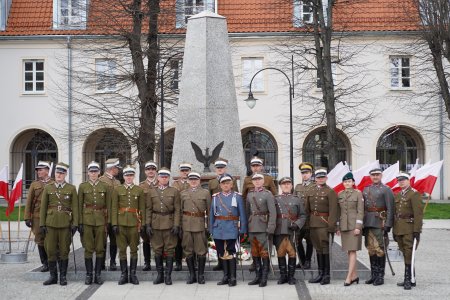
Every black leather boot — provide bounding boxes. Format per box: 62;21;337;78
109;244;118;271
43;261;58;285
248;257;262;285
398;264;417;287
85;258;93;285
403;264;412;290
308;253;323;283
277;257;288;284
118;259;128;285
94;257;104;285
228;258;237;287
129;258;139;285
198;256;206;284
59;259;68;286
303;260;311;270
249;259;256;273
217;259;229;285
320;254;330;285
186;256;197;284
165;257;174;285
38;245;49;272
297;240;306;269
259;257;270;287
213;258;223;271
153;255;164;284
288;257;297;285
365;255;377;284
143;242;151;271
305;238;313;269
373;255;385;286
174;242;183;271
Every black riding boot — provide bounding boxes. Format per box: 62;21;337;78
320;254;330;285
109;244;118;271
94;257;104;285
217;259;230;285
228;258;237;287
38;245;49;272
305;238;313;270
59;259;68;286
118;260;128;285
277;257;288;284
403;264;412;290
165;257;174;285
198;256;206;284
248;257;262;285
143;242;151;271
259;257;270;287
288;257;297;285
398;264;417;287
153;255;164;284
186;256;197;284
129;258;139;285
308;253;324;283
213;258;223;271
365;255;377;284
174;241;183;271
373;255;385;286
43;261;58;285
297;240;306;268
85;258;93;285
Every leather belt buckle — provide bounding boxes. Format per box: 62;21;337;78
57;205;62;211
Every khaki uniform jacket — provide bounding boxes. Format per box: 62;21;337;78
99;174;121;223
139;178;157;211
208;177;239;195
246;188;277;234
111;185;145;228
305;184;338;233
274;193;306;235
181;188;211;232
393;187;423;236
78;180;110;226
337;189;364;231
25;178;54;220
40;182;79;228
172;179;190;192
242;174;277;200
294;180;315;229
146;186;181;230
363;183;395;229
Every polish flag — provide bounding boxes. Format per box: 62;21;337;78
327;161;350;193
6;163;23;217
409;159;425;187
354;160;380;191
412;160;443;195
0;165;9;202
382;161;399;188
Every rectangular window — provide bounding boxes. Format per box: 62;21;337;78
23;60;45;93
390;57;411;88
96;59;117;93
293;0;313;27
242;57;264;92
170;60;180;90
176;0;215;29
0;0;6;31
53;0;87;29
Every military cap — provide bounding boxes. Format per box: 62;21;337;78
158;168;171;177
250;157;264;166
105;158;121;169
55;162;69;173
251;173;264;180
279;177;293;184
87;161;100;172
299;162;314;173
144;161;158;169
35;161;51;170
179;162;192;171
214;158;228;168
369;168;382;175
342;172;354;181
315;168;327;178
219;174;233;183
123;165;136;176
188;171;201;180
396;172;410;181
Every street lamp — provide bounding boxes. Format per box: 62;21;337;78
160;51;183;167
244;55;295;182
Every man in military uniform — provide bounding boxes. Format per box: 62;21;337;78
139;161;158;271
246;173;277;287
111;165;145;285
305;168;337;285
40;163;78;286
78;161;110;285
274;177;306;285
210;174;247;287
146;168;181;285
172;162;192;271
294;162;314;269
362;168;394;286
394;172;423;290
99;158;122;271
24;161;54;272
208;157;238;271
181;171;211;284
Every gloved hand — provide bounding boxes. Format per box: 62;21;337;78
146;224;153;238
384;226;391;234
170;226;179;236
40;226;48;235
25;219;32;228
413;232;420;242
289;223;299;231
71;225;78;236
78;224;84;235
112;225;119;235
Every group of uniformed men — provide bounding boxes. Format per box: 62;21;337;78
24;156;423;290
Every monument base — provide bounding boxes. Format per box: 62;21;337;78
1;252;28;264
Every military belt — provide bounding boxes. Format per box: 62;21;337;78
396;213;414;219
367;207;387;212
252;211;269;216
215;215;239;221
277;213;298;221
183;211;205;217
153;211;173;216
311;211;329;217
48;205;72;212
84;204;105;210
119;207;139;213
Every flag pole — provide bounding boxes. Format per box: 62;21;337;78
423;194;431;214
8;214;11;253
17;193;21;240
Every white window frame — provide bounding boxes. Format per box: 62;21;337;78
241;57;265;93
389;56;411;90
96;59;117;93
23;59;45;94
53;0;88;29
0;0;6;31
293;0;313;27
175;0;216;29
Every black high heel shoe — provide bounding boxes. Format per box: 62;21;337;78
344;277;359;286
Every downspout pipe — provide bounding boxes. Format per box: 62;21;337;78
67;36;73;182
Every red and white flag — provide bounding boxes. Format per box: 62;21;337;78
327;161;350;193
354;160;380;191
0;165;8;202
6;163;23;217
412;160;443;195
382;161;399;189
409;159;424;187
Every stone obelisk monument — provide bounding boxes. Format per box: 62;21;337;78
170;11;246;180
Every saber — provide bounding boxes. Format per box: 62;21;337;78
24;227;33;254
411;237;417;284
293;230;305;277
71;230;77;274
383;233;395;276
329;233;334;280
236;239;244;281
268;235;275;276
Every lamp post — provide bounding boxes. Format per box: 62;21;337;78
160;51;183;167
244;55;295;182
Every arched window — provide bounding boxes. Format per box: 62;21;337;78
376;126;425;171
83;129;131;181
302;127;351;170
10;129;58;191
241;127;278;178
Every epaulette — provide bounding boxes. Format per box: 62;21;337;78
212;192;220;197
139;180;146;184
234;191;242;195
